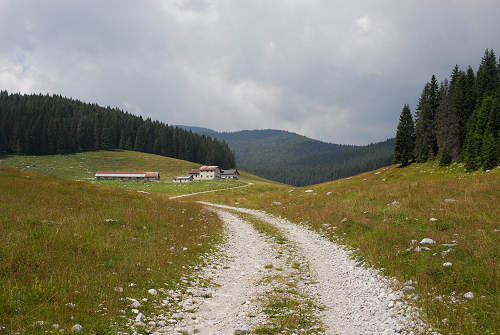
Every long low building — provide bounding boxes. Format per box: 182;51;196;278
95;171;160;181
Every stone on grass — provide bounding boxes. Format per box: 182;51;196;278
271;201;282;206
420;238;435;245
305;189;313;193
71;324;83;332
234;329;250;335
442;262;452;267
444;199;457;203
148;288;158;295
340;217;348;223
326;191;332;195
463;292;474;299
429;218;438;222
135;313;144;323
387;200;400;206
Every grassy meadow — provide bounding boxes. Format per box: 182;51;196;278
0;151;260;196
193;163;500;334
0;168;223;334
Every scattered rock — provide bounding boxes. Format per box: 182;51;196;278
440;248;453;257
148;288;158;295
34;321;44;327
326;191;332;195
340;217;349;223
135;313;145;323
442;262;452;267
52;324;60;329
305;189;313;193
271;201;282;206
129;282;136;287
114;286;123;292
420;238;435;245
463;292;474;299
429;218;438;222
137;190;151;194
104;218;117;223
387;201;400;206
71;324;83;332
234;329;250;335
444;199;457;203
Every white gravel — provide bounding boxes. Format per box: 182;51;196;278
200;202;430;335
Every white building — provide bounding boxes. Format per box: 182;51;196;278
221;169;239;180
189;166;221;180
172;175;193;183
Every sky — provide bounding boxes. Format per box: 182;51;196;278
1;1;499;145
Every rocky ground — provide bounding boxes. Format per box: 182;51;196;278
124;202;437;335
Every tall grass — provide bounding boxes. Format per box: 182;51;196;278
0;168;222;334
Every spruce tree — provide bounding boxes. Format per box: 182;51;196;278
393;104;415;166
476;49;499;103
436;79;460;163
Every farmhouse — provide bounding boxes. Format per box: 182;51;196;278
95;171;160;181
221;169;239;180
172;175;193;183
190;166;221;180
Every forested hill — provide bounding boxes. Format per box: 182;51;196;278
178;126;394;186
0;92;235;168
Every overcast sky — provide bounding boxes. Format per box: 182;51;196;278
1;1;499;144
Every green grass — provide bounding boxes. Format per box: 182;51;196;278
0;168;223;334
97;179;246;196
197;162;500;334
0;151;264;196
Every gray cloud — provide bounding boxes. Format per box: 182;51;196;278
1;0;499;144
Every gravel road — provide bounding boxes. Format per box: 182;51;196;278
199;202;431;335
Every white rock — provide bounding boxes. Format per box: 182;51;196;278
129;282;136;287
234;329;250;335
387;201;400;206
444;199;457;203
71;324;83;332
52;324;60;329
131;300;141;308
340;217;348;223
305;189;313;193
114;287;123;292
131;309;139;314
442;262;452;267
440;248;453;257
271;201;282;206
429;218;438;222
463;292;474;299
148;288;158;295
135;313;144;323
326;191;332;195
420;238;435;245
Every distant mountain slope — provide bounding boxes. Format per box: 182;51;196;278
177;126;394;186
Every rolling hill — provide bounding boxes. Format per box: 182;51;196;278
178;126;394;186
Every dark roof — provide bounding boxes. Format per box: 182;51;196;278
221;169;239;175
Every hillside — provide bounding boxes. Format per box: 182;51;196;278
0;167;222;334
191;163;500;334
178;126;394;186
0;150;280;196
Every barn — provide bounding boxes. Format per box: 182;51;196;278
173;175;193;183
95;171;160;181
221;169;239;180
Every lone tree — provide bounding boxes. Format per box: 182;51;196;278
394;104;415;166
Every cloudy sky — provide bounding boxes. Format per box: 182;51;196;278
1;1;499;144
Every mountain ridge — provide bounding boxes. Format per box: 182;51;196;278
177;125;395;186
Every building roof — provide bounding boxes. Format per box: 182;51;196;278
221;169;239;175
95;171;159;178
189;169;200;174
199;165;219;171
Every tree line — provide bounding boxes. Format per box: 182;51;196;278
0;91;236;168
394;49;499;170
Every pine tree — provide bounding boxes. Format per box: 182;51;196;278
393;104;415;166
464;96;499;170
414;80;438;162
436;79;460;163
476;49;499;103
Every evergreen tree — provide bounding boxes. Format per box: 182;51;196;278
464;96;499;170
414;78;439;162
476;49;499;103
393;104;415;166
436;79;460;163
